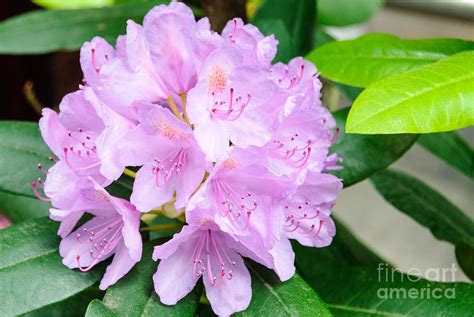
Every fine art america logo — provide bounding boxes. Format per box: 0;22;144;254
377;263;457;299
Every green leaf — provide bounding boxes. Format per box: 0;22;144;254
253;18;292;63
371;169;474;248
418;132;474;179
330;109;417;187
23;287;104;317
0;217;103;316
0;121;53;198
307;34;474;87
253;0;315;56
312;267;474;316
85;240;201;317
106;175;134;200
346;51;474;134
295;218;384;279
32;0;114;10
456;242;474;280
0;191;50;223
371;169;474;279
0;1;166;54
317;0;383;26
236;262;331;317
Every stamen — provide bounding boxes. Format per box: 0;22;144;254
32;180;51;202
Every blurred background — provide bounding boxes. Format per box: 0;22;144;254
0;0;473;281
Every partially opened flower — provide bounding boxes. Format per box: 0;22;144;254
85;2;221;120
55;182;142;290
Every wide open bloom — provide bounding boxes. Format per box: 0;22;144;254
39;87;134;184
188;147;291;248
187;47;277;161
119;104;206;212
54;181;142;290
153;208;294;316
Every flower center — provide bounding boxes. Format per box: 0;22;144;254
269;133;312;169
212;180;257;229
283;201;325;238
209;88;251;121
75;217;124;271
63;128;101;172
151;149;187;186
207;65;229;94
273;64;305;90
192;230;236;287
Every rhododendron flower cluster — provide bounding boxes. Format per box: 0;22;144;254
35;2;342;315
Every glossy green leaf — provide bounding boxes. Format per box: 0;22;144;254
456;242;474;280
253;0;315;56
371;169;474;279
330;109;417;187
0;1;166;54
0;191;50;223
32;0;114;10
371;169;474;247
295;218;384;279
85;240;201;317
307;34;474;87
0;121;53;198
312;267;474;316
0;217;103;316
317;0;383;26
236;262;331;317
253;18;292;63
418;132;474;179
346;51;474;134
23;287;104;317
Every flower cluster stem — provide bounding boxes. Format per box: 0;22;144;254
123;168;137;179
167;96;184;121
141;223;184;232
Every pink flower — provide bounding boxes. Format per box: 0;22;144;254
222;18;278;66
39;87;134;184
35;3;344;315
280;172;342;247
119;104;206;212
188;147;291;248
260;104;338;180
153;208;294;316
187;47;277;161
84;2;220;120
55;182;142;290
